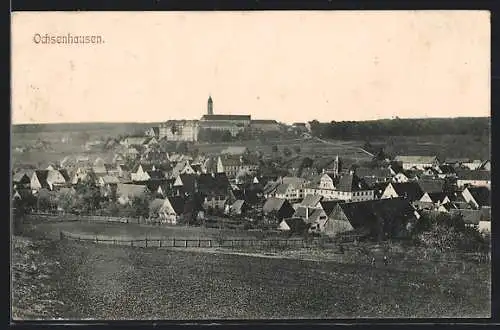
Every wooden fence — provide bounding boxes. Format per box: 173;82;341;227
59;230;312;249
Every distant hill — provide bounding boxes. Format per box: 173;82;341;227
309;117;490;139
11;122;162;135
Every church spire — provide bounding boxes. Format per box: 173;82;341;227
207;95;213;115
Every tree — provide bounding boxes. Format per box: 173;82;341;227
36;189;55;212
75;181;102;215
221;131;232;142
102;201;120;216
56;190;76;214
283;147;292;157
412;212;488;252
265;210;280;226
293;146;301;154
130;194;151;219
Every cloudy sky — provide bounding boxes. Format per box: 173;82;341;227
12;11;490;124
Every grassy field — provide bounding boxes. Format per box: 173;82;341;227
12;234;490;320
369;134;490;160
194;138;371;160
12;236;70;319
26;221;272;241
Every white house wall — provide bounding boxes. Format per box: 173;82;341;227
381;183;399;199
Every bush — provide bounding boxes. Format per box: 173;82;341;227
416;222;488;252
214;230;227;246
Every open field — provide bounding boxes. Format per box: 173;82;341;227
25;221;273;241
12;234;490;320
196;138;372;160
368;134;490;160
12;236;69;319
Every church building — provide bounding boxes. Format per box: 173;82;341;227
200;96;252;136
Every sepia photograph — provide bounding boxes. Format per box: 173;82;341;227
11;10;491;320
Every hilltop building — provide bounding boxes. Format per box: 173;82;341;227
147;95;283;140
158;120;199;142
200;96;251;136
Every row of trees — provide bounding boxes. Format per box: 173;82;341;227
410;212;489;252
309;117;490;140
14;181;153;220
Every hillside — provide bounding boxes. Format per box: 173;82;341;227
12;122;160;135
309;117;490;139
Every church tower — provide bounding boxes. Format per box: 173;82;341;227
207;95;213;115
333;155;340;177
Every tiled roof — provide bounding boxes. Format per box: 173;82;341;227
282;176;307;186
338;198;417;236
231;200;246;212
301;194;323;208
418;179;445;194
221;146;248;155
450;209;483;225
263;181;280;194
394;156;438;164
263;197;286;213
280;218;308;232
149;198;166;214
177;174;197;194
147;170;165;180
466;187;491;207
426;192;449;203
438;165;456;174
13;171;32;183
34;170;50;189
101;175;120;184
220;155;242;167
168;196;186;215
390;182;424;201
252;119;278;124
116;183;147;199
201;114;251;121
275;184;290;195
319;200;343;215
336;173;370;192
456;170;490;181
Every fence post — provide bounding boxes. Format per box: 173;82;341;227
198;239;201;248
208;240;212;248
145;238;148;248
59;231;63;241
131;240;134;247
114;239;116;245
185;239;188;248
95;236;98;244
159;240;162;248
173;238;176;247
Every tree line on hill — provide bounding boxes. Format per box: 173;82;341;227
308;117;490;140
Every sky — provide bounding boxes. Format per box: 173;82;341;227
11;11;490;125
